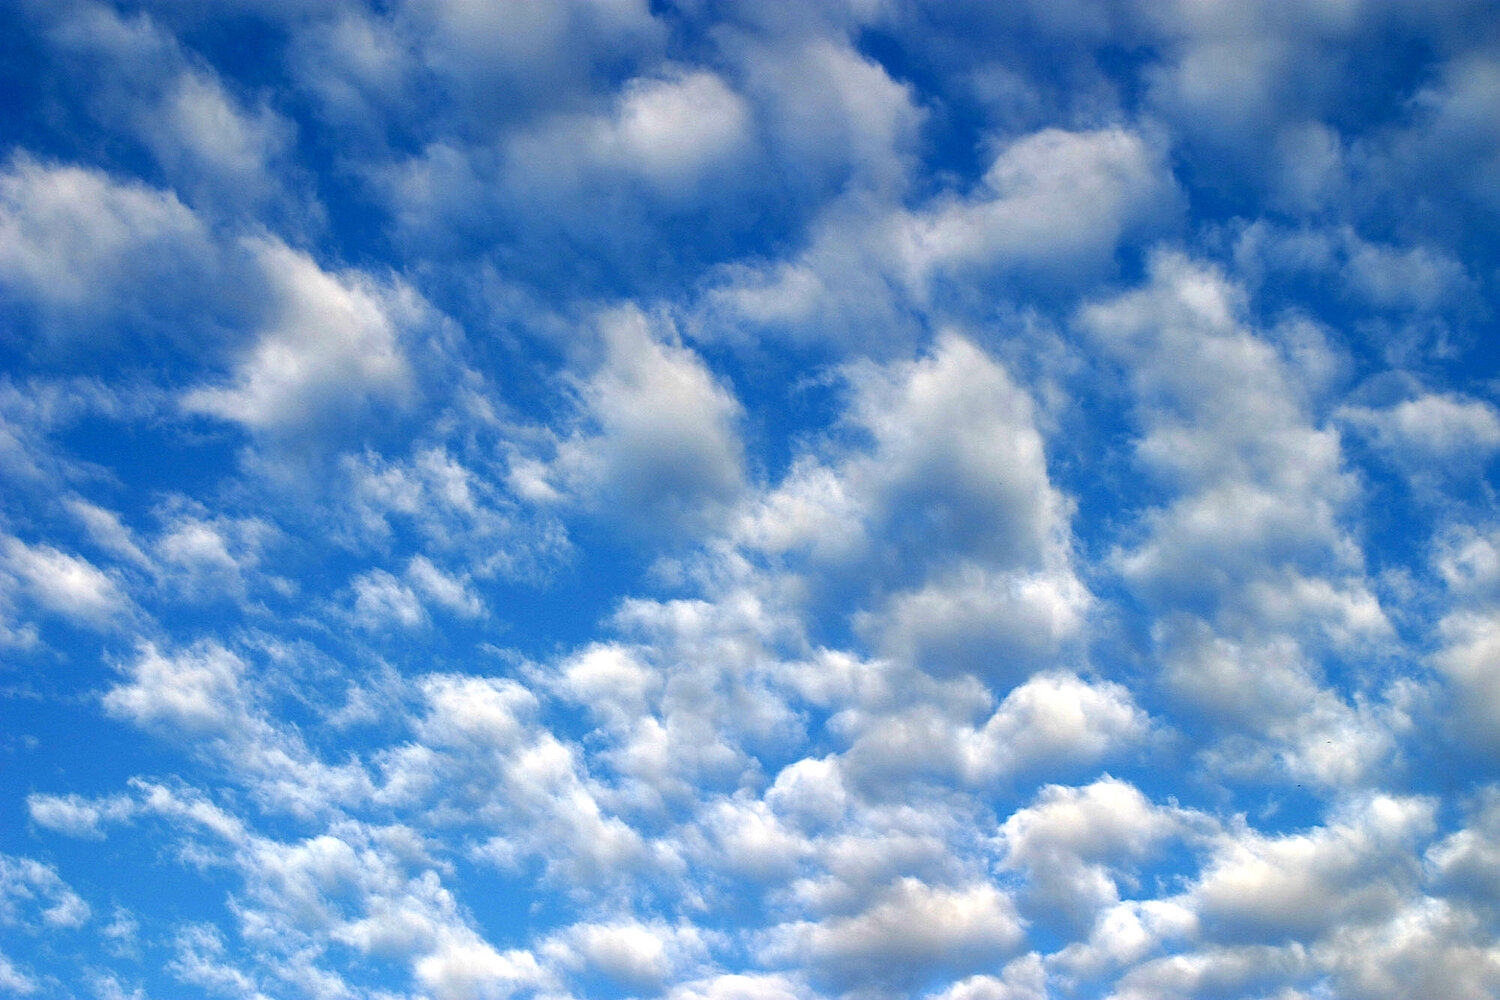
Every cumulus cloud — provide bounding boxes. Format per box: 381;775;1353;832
732;333;1088;690
533;306;746;535
505;69;753;197
701;126;1177;347
0;534;126;628
1000;778;1192;932
760;877;1026;992
1077;251;1402;785
38;0;303;218
0;853;90;930
181;239;426;440
893;127;1179;289
1187;793;1435;944
542;918;709;992
0;156;214;343
103;641;255;739
1340;393;1500;474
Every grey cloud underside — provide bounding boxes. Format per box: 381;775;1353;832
3;1;1500;999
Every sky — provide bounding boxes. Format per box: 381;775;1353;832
1;1;1499;998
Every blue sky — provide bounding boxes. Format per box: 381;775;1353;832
1;1;1499;998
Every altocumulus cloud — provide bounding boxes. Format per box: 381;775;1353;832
2;2;1500;999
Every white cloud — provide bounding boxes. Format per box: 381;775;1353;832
103;641;253;739
167;923;262;998
0;535;126;627
695;794;810;882
505;70;753;196
141;69;294;210
766;756;850;831
665;972;815;1000
1314;896;1500;1000
41;1;300;216
66;498;151;569
555;643;661;731
0;853;91;930
894;127;1178;289
832;671;1150;792
1105;942;1310;1000
923;954;1050;1000
26;792;136;841
347;556;483;630
351;568;428;630
1077;251;1403;785
1436;527;1500;601
731;33;924;195
404;0;663;104
963;672;1152;782
7;6;1500;999
336;445;564;582
1381;46;1500;219
539;306;746;534
1049;898;1198;980
406;673;651;886
1341;393;1500;472
1431;611;1500;751
182;239;425;439
413;933;546;1000
1187;794;1435;944
742;331;1074;583
542;918;708;992
1233;221;1475;316
999;778;1190;930
0;952;37;996
866;563;1091;682
1425;522;1500;754
701;126;1176;346
760;877;1026;991
405;556;483;618
286;5;417;132
1427;786;1500;912
153;507;279;601
0;157;213;341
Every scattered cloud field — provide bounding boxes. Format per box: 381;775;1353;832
2;2;1499;998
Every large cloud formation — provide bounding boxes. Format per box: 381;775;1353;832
2;1;1499;999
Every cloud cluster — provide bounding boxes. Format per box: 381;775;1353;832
2;1;1499;999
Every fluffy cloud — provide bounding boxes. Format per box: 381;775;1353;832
1187;794;1435;943
1341;393;1500;474
533;306;746;535
0;854;90;930
103;641;255;738
505;70;753;197
760;877;1026;992
0;534;126;628
1000;778;1190;932
0;157;214;343
181;239;427;441
701;126;1177;347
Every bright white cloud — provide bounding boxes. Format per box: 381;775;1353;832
538;306;746;534
0;157;213;340
701;126;1176;347
1341;393;1500;471
103;641;253;738
0;535;126;627
182;239;425;439
760;877;1026;991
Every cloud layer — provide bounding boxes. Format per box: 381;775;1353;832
2;2;1499;999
